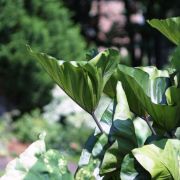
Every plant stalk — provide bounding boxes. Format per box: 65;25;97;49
143;115;157;135
91;112;104;134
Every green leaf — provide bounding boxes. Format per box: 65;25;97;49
100;82;137;175
1;132;73;180
171;46;180;87
175;127;180;140
120;153;151;180
76;82;138;179
115;64;180;131
75;133;109;180
148;17;180;45
171;46;180;72
28;47;119;113
133;117;151;147
132;139;180;180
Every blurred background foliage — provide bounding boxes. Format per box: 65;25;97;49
0;0;86;113
0;0;180;175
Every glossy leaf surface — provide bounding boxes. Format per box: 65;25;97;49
100;82;137;175
115;64;180;131
29;47;119;113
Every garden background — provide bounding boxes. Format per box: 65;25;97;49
0;0;179;175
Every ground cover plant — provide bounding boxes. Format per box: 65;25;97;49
1;17;180;179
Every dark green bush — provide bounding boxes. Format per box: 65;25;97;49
0;0;86;113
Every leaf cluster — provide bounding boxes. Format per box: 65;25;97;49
28;17;180;179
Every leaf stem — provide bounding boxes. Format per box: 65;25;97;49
91;112;104;134
142;115;157;135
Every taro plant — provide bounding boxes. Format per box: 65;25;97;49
2;17;180;179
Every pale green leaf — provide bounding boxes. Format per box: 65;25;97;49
100;82;137;175
148;17;180;45
133;117;151;147
132;139;180;180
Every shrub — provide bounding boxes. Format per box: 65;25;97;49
0;0;86;113
12;109;91;157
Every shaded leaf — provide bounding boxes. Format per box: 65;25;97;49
171;46;180;72
171;46;180;87
148;17;180;45
100;82;137;175
120;153;150;180
76;82;138;179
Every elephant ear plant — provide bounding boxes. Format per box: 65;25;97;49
28;16;179;180
2;17;180;179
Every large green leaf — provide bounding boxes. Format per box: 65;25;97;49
1;132;73;180
28;47;119;113
148;17;180;45
132;139;180;180
114;64;180;131
76;82;138;179
100;82;137;175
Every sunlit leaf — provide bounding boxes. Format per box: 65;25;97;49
28;47;119;113
114;64;180;131
132;139;180;180
148;17;180;45
76;82;138;179
100;82;137;175
133;117;151;147
75;133;108;180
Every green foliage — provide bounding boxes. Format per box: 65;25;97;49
29;47;119;113
12;109;91;157
1;133;73;180
4;16;178;179
131;139;180;179
0;0;86;112
148;17;180;45
12;109;62;149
